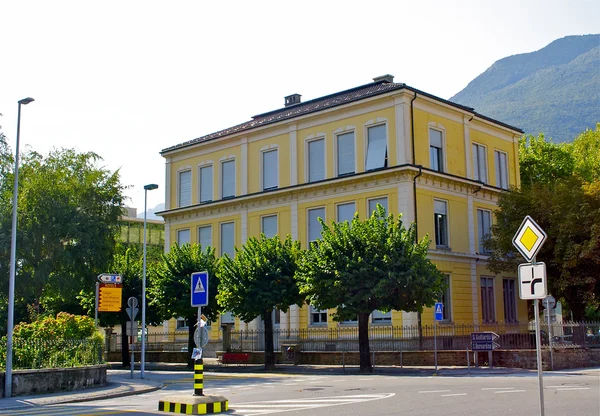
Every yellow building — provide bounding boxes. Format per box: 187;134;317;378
158;75;528;331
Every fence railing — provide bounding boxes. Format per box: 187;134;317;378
0;338;103;370
112;322;600;353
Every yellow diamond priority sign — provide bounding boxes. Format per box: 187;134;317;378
512;216;547;262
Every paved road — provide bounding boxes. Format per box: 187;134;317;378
2;370;598;415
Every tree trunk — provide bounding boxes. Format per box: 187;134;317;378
121;318;130;367
187;314;197;369
263;310;276;371
358;312;372;373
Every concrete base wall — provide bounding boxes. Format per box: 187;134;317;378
0;365;107;397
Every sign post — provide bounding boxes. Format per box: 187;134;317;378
434;302;443;372
126;297;139;379
543;295;556;370
513;216;547;416
191;272;209;396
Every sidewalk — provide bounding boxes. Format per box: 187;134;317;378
0;362;597;412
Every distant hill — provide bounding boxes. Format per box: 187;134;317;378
451;35;600;142
137;203;165;221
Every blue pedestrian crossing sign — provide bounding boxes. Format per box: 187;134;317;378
434;302;444;321
191;271;209;307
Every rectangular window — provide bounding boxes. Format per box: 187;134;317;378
308;138;325;182
372;310;392;323
337;132;355;176
262;149;278;190
220;222;235;257
434;200;448;248
429;128;443;172
365;124;387;171
477;209;492;254
368;197;388;216
176;318;188;329
261;215;278;238
177;229;190;245
199;165;213;203
473;143;487;183
308;207;325;242
336;202;356;223
440;275;452;321
495;150;509;190
198;225;212;248
503;279;517;323
310;305;327;325
178;170;192;207
481;277;495;323
221;160;236;199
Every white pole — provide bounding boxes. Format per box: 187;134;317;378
534;298;546;416
434;320;438;372
141;188;148;378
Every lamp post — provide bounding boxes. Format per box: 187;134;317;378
141;183;158;378
5;97;34;398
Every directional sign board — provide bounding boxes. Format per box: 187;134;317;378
434;302;444;321
512;216;547;262
191;271;209;307
471;332;500;351
518;262;547;300
98;273;123;283
98;283;122;312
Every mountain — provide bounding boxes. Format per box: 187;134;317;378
137;203;165;221
451;35;600;142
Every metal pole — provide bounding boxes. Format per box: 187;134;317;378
434;320;438;372
95;282;99;328
546;308;554;371
130;342;135;379
6;98;33;398
534;298;546;416
141;188;148;378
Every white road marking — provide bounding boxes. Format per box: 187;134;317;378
482;387;514;390
556;387;590;391
495;390;527;394
547;385;584;388
441;393;467;397
419;390;451;393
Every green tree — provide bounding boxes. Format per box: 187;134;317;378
296;206;445;372
0;147;125;328
218;234;303;370
487;128;600;320
148;243;219;365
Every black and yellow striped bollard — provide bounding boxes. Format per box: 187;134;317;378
194;358;204;396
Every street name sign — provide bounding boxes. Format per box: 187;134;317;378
98;283;122;312
471;332;500;351
471;341;500;351
191;271;209;307
512;216;547;262
98;273;123;284
434;302;444;321
518;262;548;300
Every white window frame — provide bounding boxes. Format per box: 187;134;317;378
176;228;191;246
473;143;488;183
307;207;326;243
260;146;279;191
220;221;235;257
477;208;492;254
198;225;212;249
198;163;213;203
364;122;388;171
261;214;278;238
434;199;449;248
305;135;326;183
334;128;356;177
177;169;192;207
368;196;388;216
309;305;328;325
220;158;236;199
429;126;445;172
494;150;509;190
371;310;392;324
336;201;356;223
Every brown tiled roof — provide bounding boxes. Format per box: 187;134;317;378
161;81;523;154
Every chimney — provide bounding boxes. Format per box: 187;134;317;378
284;94;302;107
373;74;394;83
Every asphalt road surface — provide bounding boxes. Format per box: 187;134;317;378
2;370;598;416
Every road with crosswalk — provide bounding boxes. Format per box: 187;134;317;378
1;370;598;415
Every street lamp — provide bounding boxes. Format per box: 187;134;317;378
5;97;34;398
141;183;158;378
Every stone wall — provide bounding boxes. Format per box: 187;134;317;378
0;365;107;397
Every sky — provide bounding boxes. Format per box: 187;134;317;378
1;0;598;214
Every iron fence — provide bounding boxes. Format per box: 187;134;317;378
0;338;103;370
111;322;600;353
